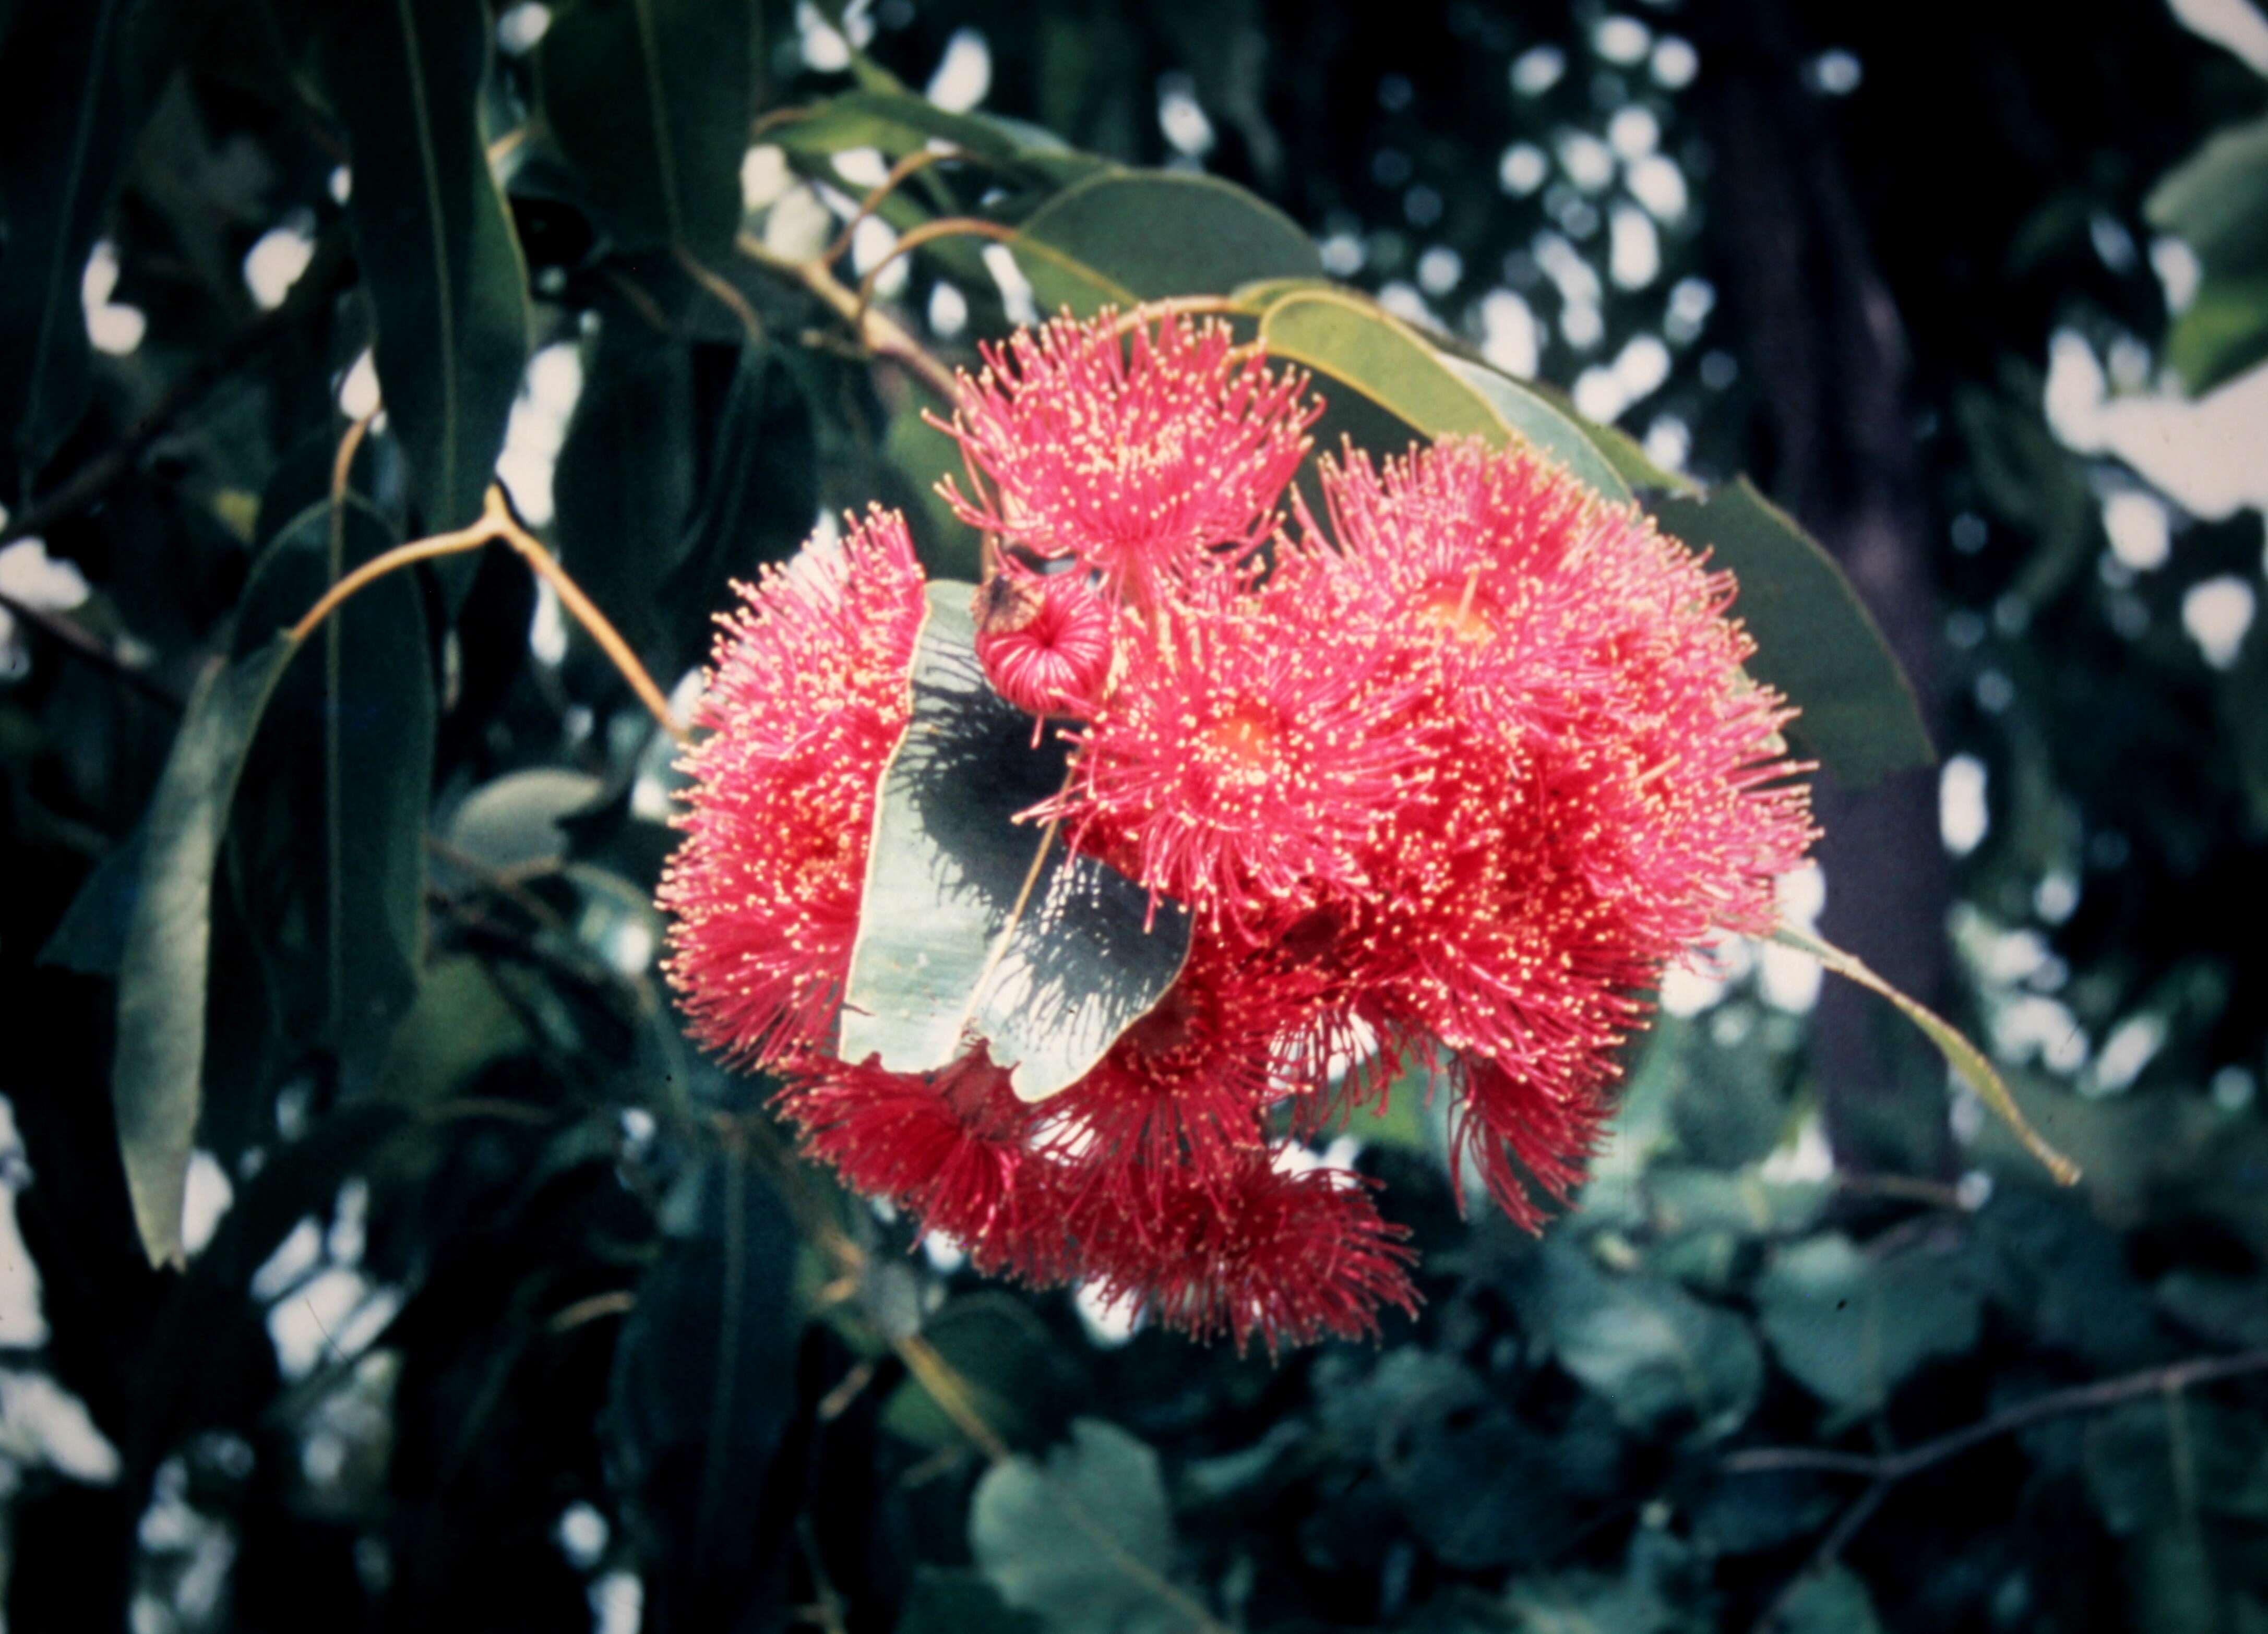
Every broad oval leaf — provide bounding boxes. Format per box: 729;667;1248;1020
113;635;297;1268
539;0;755;261
1249;287;1634;498
1646;479;1934;788
1755;1232;1984;1413
1260;289;1501;439
1437;354;1636;501
1529;1239;1762;1439
970;1417;1184;1634
882;1291;1087;1452
445;767;607;874
841;581;1191;1102
1008;170;1322;316
317;0;531;530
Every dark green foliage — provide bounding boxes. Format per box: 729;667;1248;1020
541;0;758;263
0;2;2261;1632
2148;114;2268;392
314;0;531;532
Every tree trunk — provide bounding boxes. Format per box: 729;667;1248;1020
1691;0;1953;1174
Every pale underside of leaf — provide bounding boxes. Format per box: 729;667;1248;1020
841;582;1190;1102
113;636;299;1267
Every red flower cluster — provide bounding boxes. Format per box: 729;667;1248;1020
661;309;1815;1353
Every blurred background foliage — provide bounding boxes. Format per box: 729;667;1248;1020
1;0;2265;1630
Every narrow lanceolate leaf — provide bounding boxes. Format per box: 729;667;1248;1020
842;582;1191;1102
773;88;1090;172
317;0;530;529
0;0;155;475
1243;286;1635;500
551;320;697;666
539;0;756;261
1775;926;2080;1186
1007;170;1322;317
228;497;435;1077
113;636;297;1268
606;1154;799;1620
1646;479;1933;787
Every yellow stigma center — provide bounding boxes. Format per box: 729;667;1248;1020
1199;702;1284;777
1416;566;1493;642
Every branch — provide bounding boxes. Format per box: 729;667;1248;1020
1;230;353;550
818;147;958;267
851;217;1018;327
283;485;688;746
755;1146;1229;1634
738;232;961;404
0;587;183;710
1723;1348;2268;1484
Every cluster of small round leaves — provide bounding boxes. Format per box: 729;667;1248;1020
660;307;1818;1355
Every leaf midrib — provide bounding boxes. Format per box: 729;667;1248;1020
389;0;461;512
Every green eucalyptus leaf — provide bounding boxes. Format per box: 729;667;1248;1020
841;582;1191;1102
1754;1232;1984;1413
369;953;534;1107
1371;1357;1622;1570
1437;355;1637;500
884;1291;1087;1452
1770;1567;1886;1634
539;0;755;261
1247;289;1635;499
112;635;298;1268
0;0;162;475
1646;479;1935;788
316;0;531;530
39;823;148;976
1008;169;1321;316
2163;276;2268;396
552;322;697;666
1259;289;1501;440
1779;926;2079;1184
665;344;819;667
446;767;608;874
896;1570;1044;1634
776;87;1083;167
970;1417;1186;1634
1529;1240;1762;1439
606;1152;801;1612
2146;115;2268;393
1645;1167;1829;1242
228;498;435;1077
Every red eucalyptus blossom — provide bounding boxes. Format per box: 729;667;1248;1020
657;508;926;1067
1036;559;1442;938
933;308;1320;597
659;307;1821;1356
1071;1148;1419;1356
971;561;1115;719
